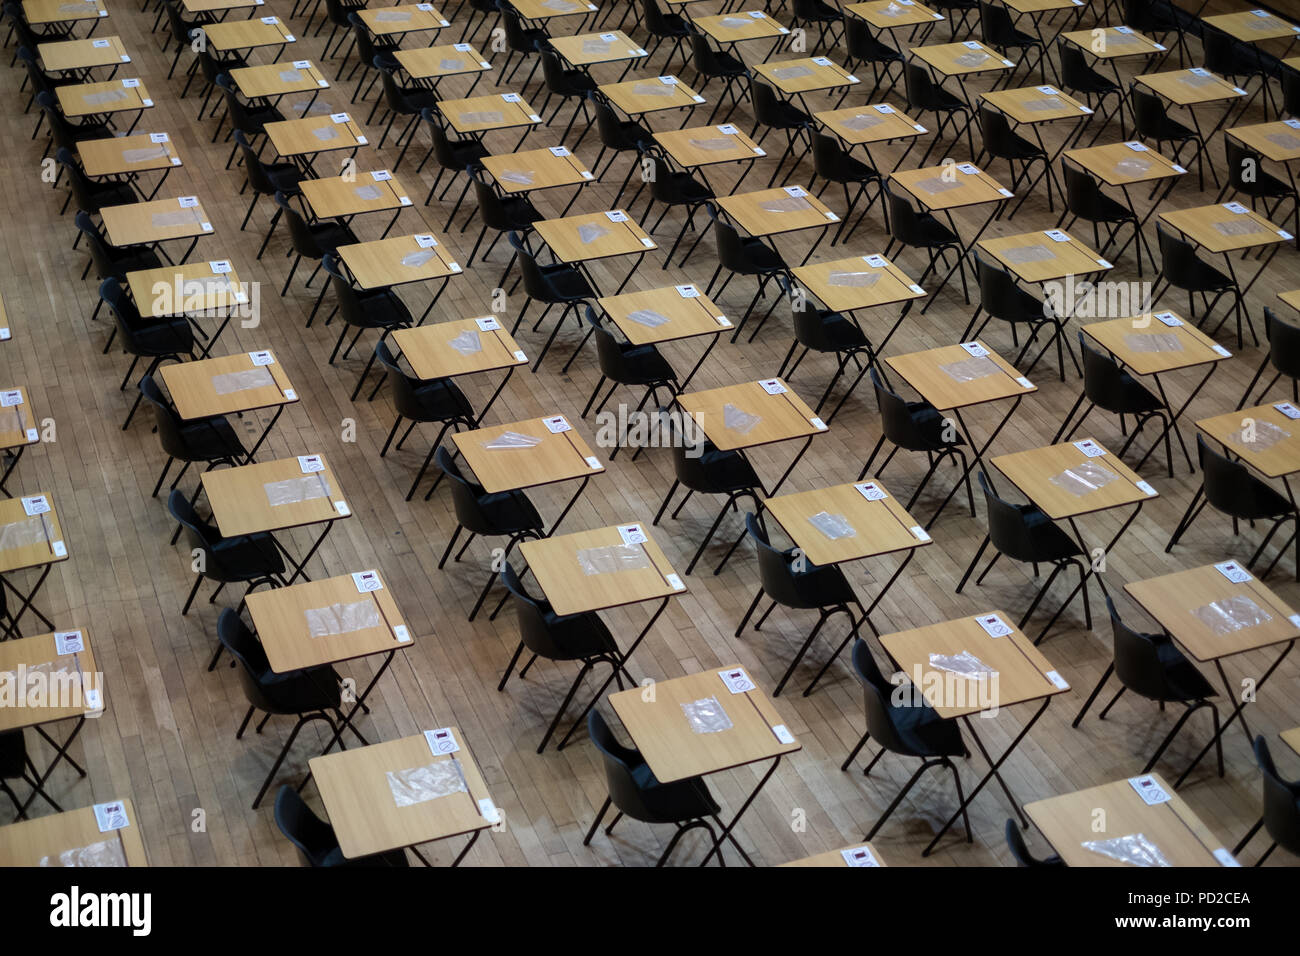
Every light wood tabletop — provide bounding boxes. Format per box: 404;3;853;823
0;294;10;342
0;494;69;573
891;162;1012;210
598;284;731;345
1280;288;1300;313
909;40;1015;77
438;92;542;134
815;103;928;146
549;31;647;67
533;210;656;263
992;438;1157;520
395;43;492;81
753;56;859;94
1226;120;1300;163
764;480;931;567
1025;773;1236;866
202;455;351;536
0;386;41;452
357;3;450;36
676;378;826;452
1001;0;1079;11
246;569;413;672
265;113;369;158
158;349;296;420
1196;402;1300;480
654;122;767;167
881;612;1069;718
977;228;1112;283
77;131;181;175
609;666;799;783
337;233;463;289
202;16;295;53
1136;68;1248;107
23;0;107;26
127;259;248;316
886;340;1035;411
183;0;264;14
846;0;944;29
1158;202;1292;254
452;415;604;493
692;10;791;43
231;59;329;98
509;0;598;19
0;799;147;867
1060;26;1166;58
56;77;153;117
1062;141;1187;187
310;729;496;859
716;185;840;237
980;84;1093;125
0;628;103;732
391;316;527;379
102;194;212;246
598;75;705;115
780;842;889;865
482;145;594;193
1203;9;1300;43
1125;562;1300;664
38;34;129;72
1282;726;1300;757
1081;311;1230;377
793;253;925;312
518;522;685;615
300;169;414;219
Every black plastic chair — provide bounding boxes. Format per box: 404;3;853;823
497;563;630;753
1233;736;1300;865
465;169;542;264
639;147;714;267
963;251;1077;381
318;0;366;59
774;273;874;422
1218;138;1297;241
274;786;410;867
1131;82;1212;191
1058;40;1124;144
749;78;812;187
1238;307;1300;409
883;183;968;302
432;446;544;618
35;90;112;158
1203;26;1274;119
1005;819;1064;867
735;513;870;696
506;231;595;371
840;639;971;842
956;471;1091;639
54;147;136;217
187;45;247;123
1058;165;1143;272
978;0;1048;86
415;108;488;226
98;276;194;428
340;12;399;100
640;0;690;74
904;60;973;165
1121;0;1188;65
270;191;358;304
372;60;440;166
588;91;651;209
0;730;59;819
212;73;283;167
140;374;247;499
841;15;903;103
1166;436;1299;580
580;306;678;438
702;203;791;340
1152;223;1250;349
219;608;356;809
1071;595;1222;786
977;105;1054;216
372;339;477;500
495;0;544;85
809;131;883;245
536;41;596;142
161;0;202;80
688;31;747;124
234;129;302;259
76;212;161;324
320;254;414;398
16;45;76;115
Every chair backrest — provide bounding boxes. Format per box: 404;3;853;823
138;374;192;460
0;729;26;780
870;367;935;452
497;2;534;52
1107;594;1181;701
348;12;384;65
17;46;55;98
1254;736;1300;856
746;512;808;607
591;92;633;151
1078;332;1133;413
1263;307;1300;380
433;445;502;534
421;108;463;171
689;32;728;76
54;147;105;215
903;60;939;111
750;79;788;128
166;487;219;558
234;129;281;196
975;251;1037;323
811;131;851;182
1005;819;1062;867
1225;137;1264;194
273;191;323;258
708;205;761;274
1058;42;1107;94
499;561;566;660
884;183;926;247
216;606;280;714
979;105;1020;160
215;73;259;132
978;470;1051;563
587;710;659;823
274;786;343;867
77;212;123;280
98;276;155;355
979;1;1015;46
507;231;566;302
641;0;673;36
1155;223;1204;293
538;44;570;94
376;59;408;112
1197;434;1281;518
37;90;92;154
472;169;516;231
1130;85;1170;140
1063;165;1109;223
850;638;919;755
164;0;198;47
321;253;367;329
1202;28;1237;77
1284;70;1300;120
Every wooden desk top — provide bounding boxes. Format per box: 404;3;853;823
654;123;767;166
765;480;930;567
597;284;731;346
0;294;9;342
1136;68;1247;107
482;145;593;193
1226;120;1300;163
754;56;859;94
0;800;147;867
693;10;790;43
1196;402;1300;479
438;92;542;133
357;4;450;36
1026;774;1234;866
246;569;413;672
1060;26;1165;59
103;195;212;246
301;170;413;219
265;113;368;157
910;40;1015;77
1158;202;1291;254
183;0;263;13
202;15;295;53
57;77;153;116
395;43;491;80
781;842;889;866
509;0;597;19
598;75;705;115
231;60;329;98
0;629;102;732
891;162;1012;210
23;0;107;25
887;340;1035;411
815;102;928;145
881;612;1068;718
981;84;1093;125
127;259;248;316
452;416;604;493
1280;289;1300;313
202;455;351;536
609;666;799;783
38;34;129;72
677;378;826;452
391;316;526;379
1203;9;1300;43
533;210;656;263
977;228;1111;283
793;253;925;312
159;349;296;420
1125;563;1300;664
550;31;646;67
1001;0;1078;11
1282;726;1300;757
846;0;944;29
78;131;181;175
310;730;495;859
0;494;69;574
519;522;685;615
717;185;839;237
1062;141;1186;187
1081;311;1230;377
0;386;41;452
992;439;1156;520
338;233;462;289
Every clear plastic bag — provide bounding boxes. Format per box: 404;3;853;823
278;69;303;82
1183;72;1217;87
1192;594;1272;634
688;136;736;151
719;16;750;27
498;169;534;185
929;650;997;679
954;51;990;67
374;8;410;19
632;82;675;96
578;223;610;244
581;38;613;54
0;516;48;550
916;176;964;194
0;407;23;434
401;248;436;268
1024;96;1065;112
1213;218;1267;237
1001;243;1054;264
84;89;129;106
1081;832;1172;867
940;355;999;382
772;65;814;80
121;146;169;163
576;544;650;575
483;431;542;449
626;308;670;328
827;270;880;287
760;195;812;213
723;403;760;434
460;110;504;125
681;696;733;734
1229;419;1290;451
304;599;382;637
448;329;482;354
1115;157;1151;176
1048;460;1120;496
264;475;330;506
543;0;578;9
1267;132;1300;150
840;113;883;131
386;760;467;807
439;58;464;70
151;210;195;227
1123;332;1184;353
39;838;127;868
312;125;339;140
808;511;856;539
354;184;383;201
212;367;275;395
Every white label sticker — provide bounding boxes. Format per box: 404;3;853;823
425;727;459;754
22;495;49;516
1215;560;1251;583
1073;439;1105;457
758;378;787;394
352;570;383;592
585;456;601;469
855;481;887;501
93;802;129;833
772;723;795;744
335;501;350;516
1129;774;1171;805
605;209;629;222
393;624;411;642
52;540;67;557
475;316;502;331
810;417;827;430
719;668;755;694
178;195;199;207
666;573;685;590
676;284;699;298
298;454;324;473
55;630;85;655
478;798;500;822
617;523;647;545
1135;480;1156;496
1214;847;1241;867
0;389;21;407
910;525;930;541
841;846;880;867
1274;402;1300;419
976;613;1012;638
960;341;989;357
1045;670;1069;690
1156;312;1181;326
543;415;570;433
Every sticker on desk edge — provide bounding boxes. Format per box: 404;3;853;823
21;495;50;516
617;523;648;545
1214;560;1251;583
1155;311;1181;326
1135;479;1156;496
975;612;1013;638
1045;669;1068;690
1214;847;1242;867
719;667;755;694
771;723;795;744
855;481;887;501
676;284;699;298
1274;402;1300;419
758;378;787;394
425;727;460;755
543;414;571;433
585;455;601;469
478;797;500;822
52;540;67;557
475;315;501;331
393;624;411;643
910;525;930;541
1128;773;1171;805
1073;438;1105;457
841;845;880;867
298;454;324;473
810;416;827;430
93;801;129;833
352;569;383;592
665;572;685;590
0;389;21;407
334;501;350;516
54;629;85;655
959;341;988;357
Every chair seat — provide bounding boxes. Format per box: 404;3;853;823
616;343;676;385
797;0;842;21
763;101;812;130
991;131;1045;162
351;289;412;329
806;312;869;352
706;51;747;78
412;377;476;422
395;88;441;113
853;34;903;64
651;12;690;36
1079;191;1134;224
553;70;598;97
827;153;881;184
263;163;303;196
996;287;1049;324
1212;477;1294;521
736;236;788;272
1014;505;1084;563
888;697;967;757
1141;118;1195;144
130;317;194;356
925;88;968;113
544;608;620;660
477;489;544;535
236;103;285;134
1234;174;1294;201
690;447;762;494
605;118;652;151
105;247;164;278
629;764;721;823
319;846;412;867
1150;636;1217;702
1093;373;1163;417
497;194;543;229
211;532;285;581
539;263;596;301
907;402;965;451
260;662;342;713
308;221;359;254
909;211;960;247
179;416;248;462
661;171;714;204
1175;258;1235;294
82;180;139;212
788;559;857;609
1072;74;1120;96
